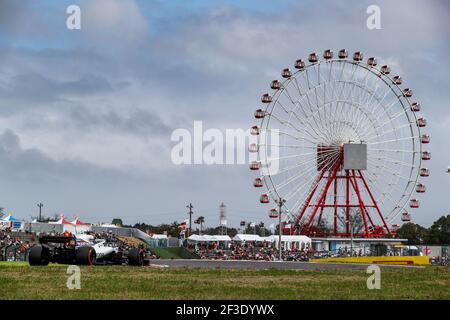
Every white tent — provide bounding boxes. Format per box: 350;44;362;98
268;235;312;250
187;234;202;241
99;224;119;228
211;235;231;242
232;234;263;242
0;215;24;231
187;234;231;242
49;216;77;234
151;234;168;239
260;236;275;242
70;218;91;234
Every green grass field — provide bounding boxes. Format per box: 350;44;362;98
0;262;449;300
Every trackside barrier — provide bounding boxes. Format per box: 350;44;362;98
310;256;430;265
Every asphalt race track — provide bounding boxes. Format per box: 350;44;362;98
149;259;423;270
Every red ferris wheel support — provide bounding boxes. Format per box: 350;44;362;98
292;146;391;238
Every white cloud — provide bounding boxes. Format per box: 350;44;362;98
82;0;149;47
0;0;448;226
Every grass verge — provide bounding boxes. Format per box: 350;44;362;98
0;262;448;300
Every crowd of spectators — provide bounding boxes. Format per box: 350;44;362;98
429;256;449;266
310;248;370;259
0;228;32;261
86;231;120;243
193;241;310;261
309;246;432;258
1;228;158;261
191;242;442;261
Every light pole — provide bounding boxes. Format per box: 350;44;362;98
276;197;286;261
37;203;44;222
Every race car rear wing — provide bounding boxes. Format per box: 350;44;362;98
39;235;76;244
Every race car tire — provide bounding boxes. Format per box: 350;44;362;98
76;246;96;266
29;245;49;266
128;248;144;266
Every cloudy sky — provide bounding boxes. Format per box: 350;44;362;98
0;0;448;228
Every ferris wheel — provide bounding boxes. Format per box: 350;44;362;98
249;49;430;238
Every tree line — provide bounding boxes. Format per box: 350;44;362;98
396;215;450;245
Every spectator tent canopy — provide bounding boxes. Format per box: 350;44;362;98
49;216;77;234
0;215;24;231
150;234;168;239
232;234;265;242
232;234;311;249
267;235;312;250
70;218;91;234
187;234;232;242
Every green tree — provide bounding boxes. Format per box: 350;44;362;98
194;216;205;235
396;222;429;245
202;226;239;237
245;222;271;236
111;218;123;227
427;215;450;245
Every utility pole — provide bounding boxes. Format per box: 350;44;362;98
276;197;286;261
37;203;44;222
187;203;193;238
350;215;354;257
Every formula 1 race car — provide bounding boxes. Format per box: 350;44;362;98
29;234;146;266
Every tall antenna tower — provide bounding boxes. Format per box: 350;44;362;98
219;202;227;235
